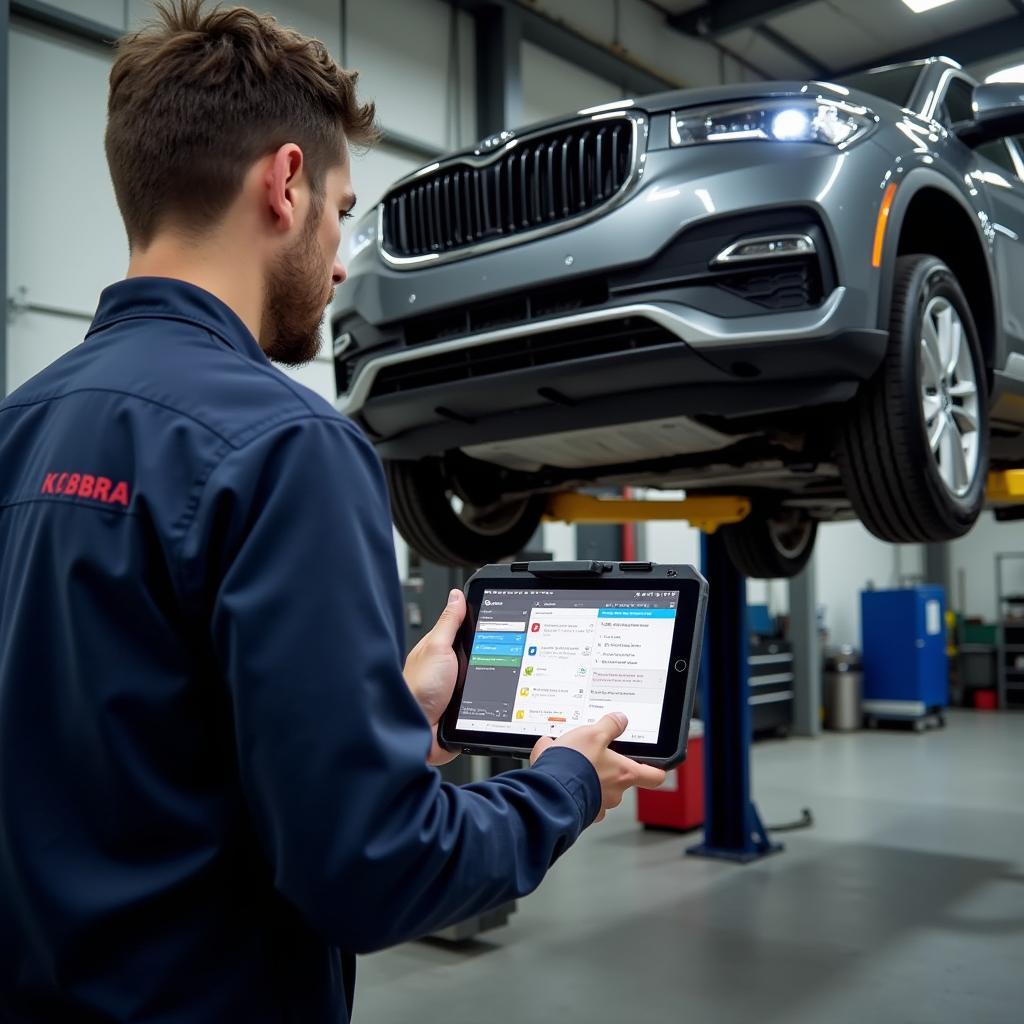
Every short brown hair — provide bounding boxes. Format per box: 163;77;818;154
105;0;377;248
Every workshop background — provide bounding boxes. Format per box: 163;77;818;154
4;2;1024;1023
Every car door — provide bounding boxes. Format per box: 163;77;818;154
941;75;1024;362
973;135;1024;361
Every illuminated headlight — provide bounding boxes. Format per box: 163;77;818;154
344;211;378;264
670;98;876;149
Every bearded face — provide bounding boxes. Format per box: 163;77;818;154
261;204;335;367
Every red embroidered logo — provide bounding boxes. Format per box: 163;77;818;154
40;471;131;507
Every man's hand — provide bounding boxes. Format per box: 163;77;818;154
530;713;666;823
403;588;466;765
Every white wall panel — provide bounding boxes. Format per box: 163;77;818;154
617;0;714;87
258;0;342;51
5;310;89;395
8;24;126;316
347;0;458;152
531;0;739;90
541;521;577;562
521;41;622;127
279;358;336;400
950;513;1024;622
816;521;915;649
348;143;421;214
128;0;340;47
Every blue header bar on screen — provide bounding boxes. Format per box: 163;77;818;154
597;608;677;619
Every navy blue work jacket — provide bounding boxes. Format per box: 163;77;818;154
0;278;600;1023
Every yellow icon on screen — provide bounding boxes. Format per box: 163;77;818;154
520;687;530;697
515;710;526;720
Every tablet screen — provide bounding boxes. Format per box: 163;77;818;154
455;587;680;744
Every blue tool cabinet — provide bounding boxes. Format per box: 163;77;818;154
861;586;948;729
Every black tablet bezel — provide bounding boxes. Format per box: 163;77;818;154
439;570;706;767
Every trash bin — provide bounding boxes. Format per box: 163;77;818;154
824;646;863;731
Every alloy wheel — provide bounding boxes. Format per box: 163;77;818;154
919;296;980;498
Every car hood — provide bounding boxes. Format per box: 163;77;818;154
414;78;882;171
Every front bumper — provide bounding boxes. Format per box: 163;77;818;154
345;286;884;460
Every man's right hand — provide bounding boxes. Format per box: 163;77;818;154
530;712;666;823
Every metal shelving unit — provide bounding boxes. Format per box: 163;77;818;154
995;553;1024;710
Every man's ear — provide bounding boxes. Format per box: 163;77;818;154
265;143;305;234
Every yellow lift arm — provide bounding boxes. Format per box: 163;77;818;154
544;469;1024;532
987;469;1024;504
544;493;750;533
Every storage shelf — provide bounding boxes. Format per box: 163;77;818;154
997;553;1024;710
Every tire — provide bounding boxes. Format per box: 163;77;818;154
721;505;817;579
385;457;546;567
838;255;989;543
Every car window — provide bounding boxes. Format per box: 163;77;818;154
940;77;975;126
976;139;1017;176
836;65;922;106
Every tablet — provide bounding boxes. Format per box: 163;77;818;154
438;561;708;768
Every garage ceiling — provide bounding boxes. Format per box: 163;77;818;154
651;0;1024;81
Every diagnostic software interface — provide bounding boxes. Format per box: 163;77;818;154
457;588;680;744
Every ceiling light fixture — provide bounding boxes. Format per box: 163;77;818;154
901;0;958;13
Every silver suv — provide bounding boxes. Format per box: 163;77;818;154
331;58;1024;577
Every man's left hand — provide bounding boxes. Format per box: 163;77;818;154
403;588;466;765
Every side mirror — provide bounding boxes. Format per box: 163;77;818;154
956;82;1024;147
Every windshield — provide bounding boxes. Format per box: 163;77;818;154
836;64;923;107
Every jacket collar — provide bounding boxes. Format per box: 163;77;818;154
88;277;270;366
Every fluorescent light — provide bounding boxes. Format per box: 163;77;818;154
986;64;1024;84
901;0;957;13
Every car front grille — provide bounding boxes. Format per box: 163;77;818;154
380;115;639;264
368;316;678;399
404;278;609;347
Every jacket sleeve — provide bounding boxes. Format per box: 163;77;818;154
178;413;601;953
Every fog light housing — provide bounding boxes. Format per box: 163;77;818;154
711;234;816;266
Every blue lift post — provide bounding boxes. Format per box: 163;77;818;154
686;530;782;863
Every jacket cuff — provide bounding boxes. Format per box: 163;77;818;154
531;747;602;828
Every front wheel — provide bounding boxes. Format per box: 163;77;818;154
385;458;546;567
838;255;989;543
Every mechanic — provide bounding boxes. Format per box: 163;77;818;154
0;3;666;1022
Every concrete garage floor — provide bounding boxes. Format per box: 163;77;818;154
355;710;1024;1024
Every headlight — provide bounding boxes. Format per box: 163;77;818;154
343;210;378;264
670;98;876;149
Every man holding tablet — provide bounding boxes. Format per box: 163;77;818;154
0;5;666;1023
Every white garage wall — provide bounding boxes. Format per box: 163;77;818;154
949;512;1024;622
530;0;760;88
347;0;476;153
815;522;924;648
520;41;624;126
8;23;123;325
